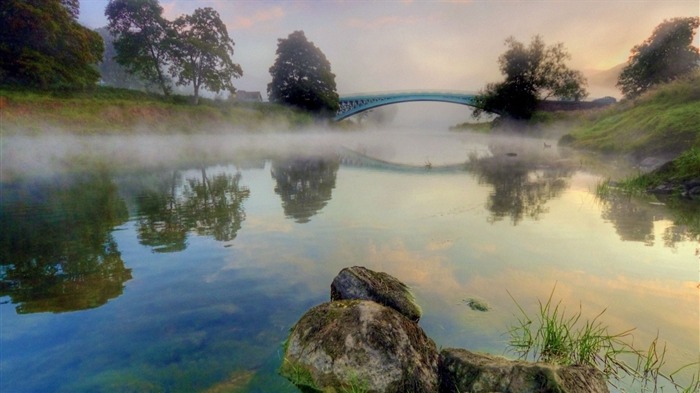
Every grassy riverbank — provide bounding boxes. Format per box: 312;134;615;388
560;71;700;158
0;86;313;134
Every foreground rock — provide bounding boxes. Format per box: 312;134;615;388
439;348;609;393
330;266;422;322
281;300;438;393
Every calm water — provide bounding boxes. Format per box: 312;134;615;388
1;129;698;392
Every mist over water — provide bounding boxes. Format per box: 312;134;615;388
1;125;566;181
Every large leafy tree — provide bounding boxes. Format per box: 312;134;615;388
473;35;587;120
0;0;103;89
268;31;339;115
169;7;242;105
105;0;172;95
617;17;699;99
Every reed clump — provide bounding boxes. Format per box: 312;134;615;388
507;286;699;392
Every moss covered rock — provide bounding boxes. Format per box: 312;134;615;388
330;266;422;322
439;348;609;393
281;300;438;393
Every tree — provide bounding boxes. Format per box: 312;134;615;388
473;35;587;120
169;7;242;105
0;0;103;89
617;17;700;99
95;27;150;90
105;0;172;95
268;31;339;115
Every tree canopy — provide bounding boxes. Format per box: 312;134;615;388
0;0;103;89
473;35;587;120
105;0;172;95
169;7;242;105
617;17;699;99
268;31;339;115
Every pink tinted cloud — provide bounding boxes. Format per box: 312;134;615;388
232;6;284;30
345;15;421;29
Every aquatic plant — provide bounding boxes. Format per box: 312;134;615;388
506;286;700;392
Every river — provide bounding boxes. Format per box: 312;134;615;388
1;128;698;392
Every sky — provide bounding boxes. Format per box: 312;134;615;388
78;0;700;102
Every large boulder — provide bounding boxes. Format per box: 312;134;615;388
439;348;609;393
330;266;422;322
280;300;438;393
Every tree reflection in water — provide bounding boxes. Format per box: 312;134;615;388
467;152;574;225
271;157;340;223
135;168;250;252
0;173;131;314
596;192;700;248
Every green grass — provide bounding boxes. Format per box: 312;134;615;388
0;86;314;134
507;286;700;392
599;148;700;195
562;71;700;156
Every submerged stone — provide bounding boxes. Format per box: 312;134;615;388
438;348;609;393
280;300;438;393
464;298;489;312
330;266;422;322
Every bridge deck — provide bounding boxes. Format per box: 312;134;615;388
336;91;479;121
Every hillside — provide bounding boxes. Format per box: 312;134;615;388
561;71;700;160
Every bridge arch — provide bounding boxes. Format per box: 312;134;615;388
335;91;482;121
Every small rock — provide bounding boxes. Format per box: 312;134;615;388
281;300;439;393
330;266;422;322
439;348;609;393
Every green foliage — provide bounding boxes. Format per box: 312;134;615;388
169;7;242;105
602;148;700;195
105;0;172;95
0;0;103;90
473;35;587;120
617;17;700;99
279;359;322;393
268;31;339;116
507;287;700;392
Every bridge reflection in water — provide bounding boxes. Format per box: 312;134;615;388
336;91;479;121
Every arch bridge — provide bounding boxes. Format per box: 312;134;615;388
335;91;481;121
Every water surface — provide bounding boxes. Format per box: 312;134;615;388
1;129;698;392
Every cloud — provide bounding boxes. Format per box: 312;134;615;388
345;15;421;30
232;6;284;30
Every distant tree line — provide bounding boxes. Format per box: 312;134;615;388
475;17;699;120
